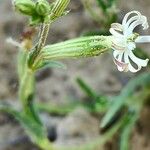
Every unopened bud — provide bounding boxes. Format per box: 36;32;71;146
13;0;36;16
35;0;50;16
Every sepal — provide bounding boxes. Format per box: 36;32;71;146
34;60;67;70
35;0;51;16
13;0;36;16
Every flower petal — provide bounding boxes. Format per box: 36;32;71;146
114;53;128;72
124;51;141;72
113;50;122;58
125;16;139;29
114;57;128;72
129;50;149;67
135;36;150;43
112;41;126;51
109;28;124;38
111;11;150;73
124;16;140;36
127;42;136;51
122;11;140;27
128;15;149;35
111;23;123;32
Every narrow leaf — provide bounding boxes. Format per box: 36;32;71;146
101;73;150;128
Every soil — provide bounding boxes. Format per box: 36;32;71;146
0;0;150;150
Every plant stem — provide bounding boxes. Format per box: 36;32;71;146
20;22;51;116
37;138;53;150
29;22;51;69
37;23;51;53
120;112;138;150
19;68;42;124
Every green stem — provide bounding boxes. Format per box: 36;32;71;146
36;138;53;150
120;112;138;150
37;23;51;53
29;22;51;69
18;50;28;82
19;68;41;124
19;69;34;106
21;23;51;119
76;77;97;99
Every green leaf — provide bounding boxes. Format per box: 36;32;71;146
0;103;52;150
96;0;107;12
120;111;139;150
95;96;111;113
13;0;36;16
15;114;52;150
36;60;67;70
76;77;97;99
107;0;116;8
18;50;28;82
76;77;110;113
96;0;116;11
29;15;43;26
0;103;42;140
101;73;150;128
37;102;76;115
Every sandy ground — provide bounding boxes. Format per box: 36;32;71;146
0;0;150;150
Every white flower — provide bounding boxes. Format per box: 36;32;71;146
110;11;150;73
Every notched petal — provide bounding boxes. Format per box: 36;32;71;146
111;23;123;32
112;42;126;51
141;16;149;30
129;50;149;67
110;10;150;73
113;58;129;72
109;28;124;38
122;11;141;27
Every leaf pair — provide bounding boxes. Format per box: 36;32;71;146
0;103;52;150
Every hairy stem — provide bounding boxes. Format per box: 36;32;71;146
37;23;51;53
28;22;51;69
19;69;42;124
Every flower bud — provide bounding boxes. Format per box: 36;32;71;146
35;0;50;16
40;36;113;60
50;0;70;20
13;0;36;16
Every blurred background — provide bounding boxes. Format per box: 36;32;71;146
0;0;150;150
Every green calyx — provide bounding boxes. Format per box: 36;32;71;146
50;0;70;20
13;0;71;26
13;0;36;16
29;36;113;70
35;0;51;16
30;0;52;26
41;36;113;59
